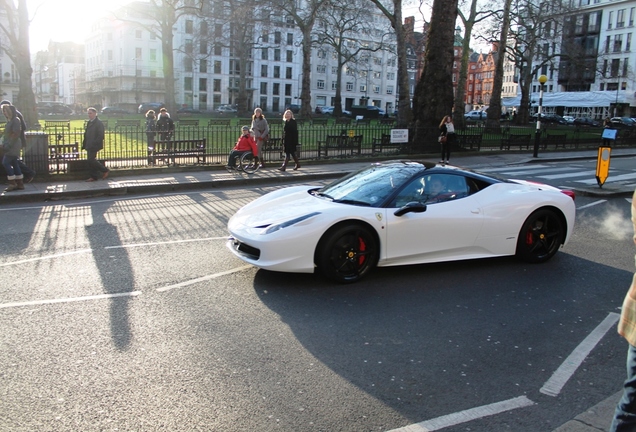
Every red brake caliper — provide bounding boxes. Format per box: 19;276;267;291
358;237;366;265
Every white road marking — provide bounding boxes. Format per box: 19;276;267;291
105;237;227;249
577;200;607;210
478;165;551;173
0;249;93;267
156;265;253;292
386;396;535;432
0;291;141;309
577;172;636;185
540;312;620;397
538;170;597;180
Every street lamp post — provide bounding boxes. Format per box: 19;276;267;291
533;74;548;158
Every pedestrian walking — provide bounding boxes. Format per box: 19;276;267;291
156;108;174;142
278;109;300;171
82;107;109;182
250;107;269;168
1;103;24;191
145;109;157;165
611;189;636;431
1;99;35;182
438;115;456;165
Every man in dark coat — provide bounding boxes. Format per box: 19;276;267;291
82;107;109;181
0;100;36;182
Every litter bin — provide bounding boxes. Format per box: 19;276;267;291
24;131;49;174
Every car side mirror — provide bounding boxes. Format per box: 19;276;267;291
394;202;427;216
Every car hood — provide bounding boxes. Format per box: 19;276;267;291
230;186;339;229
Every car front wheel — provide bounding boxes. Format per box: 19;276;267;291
516;209;564;263
316;224;379;283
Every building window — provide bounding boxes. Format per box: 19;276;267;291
274;66;280;78
261;65;268;77
200;21;208;36
200;59;207;73
614;34;623;52
630;7;635;26
273;83;280;95
332;66;338;74
213;79;221;92
184;77;193;91
186;20;193;34
286;67;292;79
346;82;353;91
386;72;394;80
609;11;614;29
184;57;193;72
627;33;632;51
262;33;268;43
214;60;222;74
200;41;207;55
214;45;222;56
135;47;142;59
260;82;267;94
386;85;393;95
332;81;337;90
275;31;281;44
274;49;281;61
185;39;193;54
199;78;207;92
287;33;294;45
150;49;156;61
286;50;293;62
285;84;291;96
262;48;268;60
617;9;625;28
373;85;380;93
317;80;325;89
317;65;326;73
317;49;326;59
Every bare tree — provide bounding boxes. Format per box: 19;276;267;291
484;0;512;128
0;0;37;128
124;0;203;117
454;0;499;127
313;0;389;117
412;0;459;131
367;0;414;126
268;0;329;119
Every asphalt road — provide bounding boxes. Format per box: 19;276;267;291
0;164;633;431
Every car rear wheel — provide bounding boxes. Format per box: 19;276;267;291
516;209;564;263
317;224;378;283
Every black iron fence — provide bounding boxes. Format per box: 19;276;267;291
18;120;636;175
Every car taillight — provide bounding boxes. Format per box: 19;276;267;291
561;190;575;200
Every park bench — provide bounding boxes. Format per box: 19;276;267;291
318;134;362;158
500;134;532;150
311;118;329;126
49;142;80;172
208;119;232;127
457;133;483;151
178;119;199;127
153;138;207;165
543;133;567;150
44;120;70;131
261;137;283;163
371;134;407;155
83;120;108;129
115;119;141;129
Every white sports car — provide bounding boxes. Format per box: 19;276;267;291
227;161;576;283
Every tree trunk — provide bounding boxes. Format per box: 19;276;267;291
392;2;412;127
413;0;459;132
300;26;313;118
486;0;512;129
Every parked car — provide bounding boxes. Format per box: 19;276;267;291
37;102;73;116
216;105;238;113
285;104;300;114
177;107;201;114
101;106;130;115
138;102;164;114
562;115;575;124
532;113;568;125
610;117;636;128
365;105;386;116
464;110;486;120
316;106;334;115
573;117;601;127
227;160;576;283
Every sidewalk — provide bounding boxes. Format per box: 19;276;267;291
2;149;635;205
0;149;633;430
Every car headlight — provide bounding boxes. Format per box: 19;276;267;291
262;212;320;235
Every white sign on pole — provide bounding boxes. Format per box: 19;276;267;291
391;129;408;143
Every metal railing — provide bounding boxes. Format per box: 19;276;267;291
21;121;635;175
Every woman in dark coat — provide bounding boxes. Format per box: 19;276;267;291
279;109;300;171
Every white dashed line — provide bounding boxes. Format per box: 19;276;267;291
0;291;141;309
156;265;253;292
386;396;535;431
540;312;620;397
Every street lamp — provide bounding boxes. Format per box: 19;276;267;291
532;74;548;158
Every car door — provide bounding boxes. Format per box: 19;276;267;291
383;174;485;265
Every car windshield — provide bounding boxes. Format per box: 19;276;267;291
314;162;423;207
